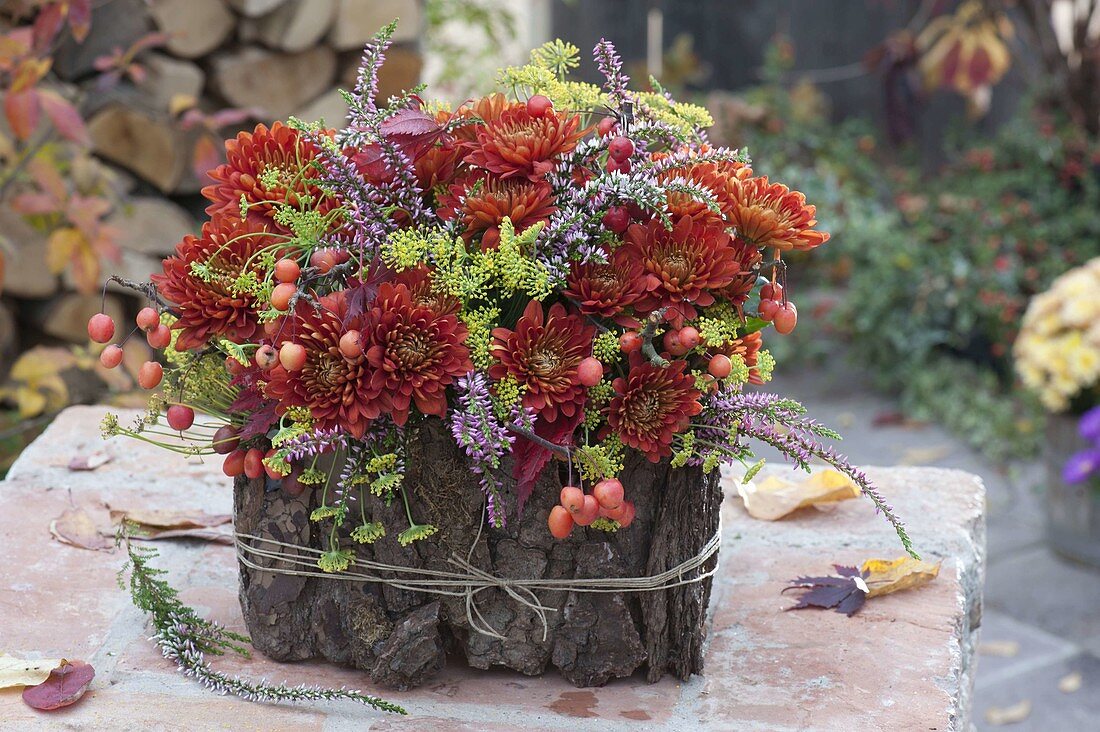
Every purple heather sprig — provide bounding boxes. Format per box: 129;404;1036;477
281;426;350;463
593;38;630;108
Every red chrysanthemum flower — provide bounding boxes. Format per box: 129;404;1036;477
489;300;595;422
201;122;335;227
360;282;473;426
394;265;461;316
716;331;765;385
563;248;647;325
721;236;763;309
607;361;702;461
437;171;557;249
264;291;380;438
463;102;586;182
451;93;512;143
725;173;830;252
622;215;741;325
152;216;283;351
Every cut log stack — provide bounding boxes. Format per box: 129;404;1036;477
0;0;423;378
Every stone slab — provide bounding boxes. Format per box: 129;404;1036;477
0;406;985;730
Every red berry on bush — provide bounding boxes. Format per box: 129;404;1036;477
339;330;363;359
99;345;123;369
271;283;297;311
774;302;798;334
758;298;780;322
212;425;240;455
760;282;784;301
263;448;284;480
573;494;600;526
596;116;617;137
708;354;732;379
283;464;306;497
606;156;631;174
608;135;634;161
255;344;278;370
663;329;687;356
619;331;642;353
598;501;628;521
593;478;624;510
222;449;247;477
274;258;301;283
137;361;163;389
146;323;172;349
577;357;603;387
87;313;115;343
601;205;630;233
243;448;265;480
136;307;159;332
526;94;553;118
310;249;337;273
560;485;585;514
618;500;636;528
548;505;574;539
279;342;306;371
226;356;245;375
166;404;195;431
678;326;700;349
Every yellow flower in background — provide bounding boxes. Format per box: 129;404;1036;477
1015;257;1100;411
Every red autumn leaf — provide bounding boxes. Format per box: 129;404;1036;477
38;89;90;146
11;191;59;216
512;410;584;513
191;135;221;182
67;0;93;44
783;565;869;617
21;660;95;710
31;2;64;52
5;89;41;141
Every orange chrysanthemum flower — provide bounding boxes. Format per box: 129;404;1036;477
437;171;557;249
725;173;830;252
360;282;473;426
607;361;702;461
201;122;335;227
622;216;741;325
563;248;646;325
451;93;512;143
464;102;586;182
152;216;283;352
394;265;461;316
662;159;752;226
264;291;380;438
489;300;595;422
721;236;763;309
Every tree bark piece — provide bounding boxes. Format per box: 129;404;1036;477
150;0;235;59
235;418;721;689
257;0;336;52
213;46;337;120
107;197;195;257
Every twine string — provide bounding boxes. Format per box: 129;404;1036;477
234;516;721;640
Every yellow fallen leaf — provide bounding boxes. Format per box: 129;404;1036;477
860;556;941;598
978;640;1020;658
0;653;63;688
984;700;1031;725
738;469;860;521
898;444;953;466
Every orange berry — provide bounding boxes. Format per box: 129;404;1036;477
573;495;600;526
137;361;163;389
274;258;301;283
774;302;798;335
339;330;362;359
593;478;624;510
560;485;585;514
87;313;115;343
279;342;306;371
146;323;171;349
548;505;575;539
271;283;297;311
136;307;160;332
708;354;732;379
577;357;603;387
99;345;123;369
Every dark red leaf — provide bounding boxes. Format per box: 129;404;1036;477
22;660;95;710
31;3;64;52
783;565;868;616
511;411;584;514
344;258;393;320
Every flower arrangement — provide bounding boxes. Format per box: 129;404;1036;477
1015;257;1100;412
92;24;913;570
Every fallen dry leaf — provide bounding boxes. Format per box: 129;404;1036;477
0;654;63;688
109;508;232;544
860;556;941;598
738;469;860;521
1058;671;1083;693
898;444;953;466
21;660;94;710
49;507;112;551
984;699;1031;725
978;640;1021;658
67;452;112;471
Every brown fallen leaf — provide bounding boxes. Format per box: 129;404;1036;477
898;444;954;466
109;508;232;544
67;452;112;471
738;469;860;521
860;556;941;598
978;640;1021;658
1058;671;1083;693
984;699;1031;725
49;507;113;551
21;660;94;711
0;654;63;688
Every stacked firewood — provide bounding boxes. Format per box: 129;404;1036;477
1;0;422;362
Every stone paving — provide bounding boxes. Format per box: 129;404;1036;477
765;366;1100;731
0;405;984;730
